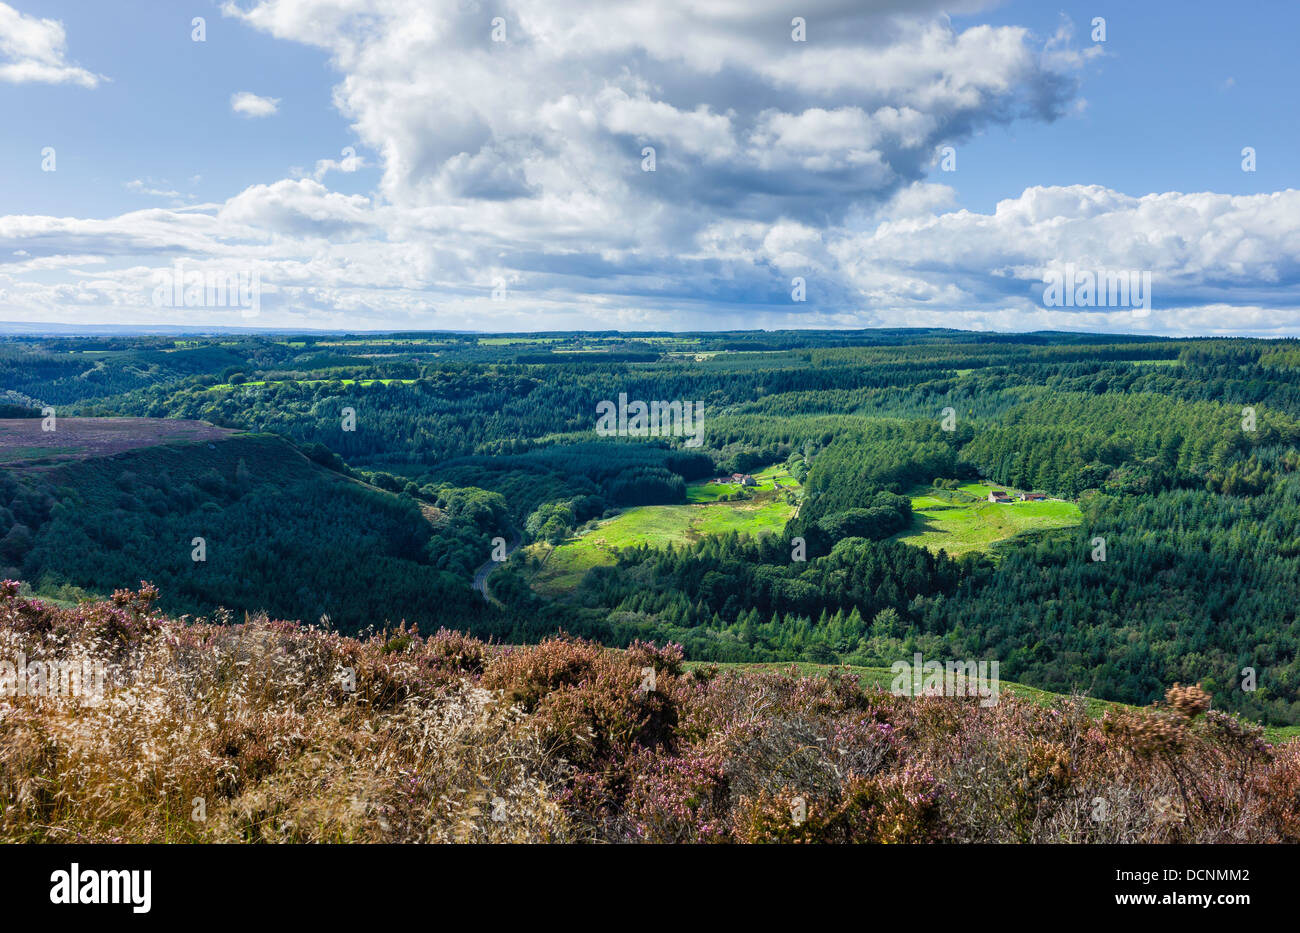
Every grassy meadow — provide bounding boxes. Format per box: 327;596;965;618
528;465;801;594
892;482;1082;556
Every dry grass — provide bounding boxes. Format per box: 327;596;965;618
3;582;1298;844
0;584;567;842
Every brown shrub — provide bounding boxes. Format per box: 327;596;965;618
3;585;1297;844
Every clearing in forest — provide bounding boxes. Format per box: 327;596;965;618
892;481;1082;556
528;465;801;594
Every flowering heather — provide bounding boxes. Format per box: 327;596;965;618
1;583;1297;844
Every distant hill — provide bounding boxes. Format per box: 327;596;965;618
0;322;392;335
0;417;233;468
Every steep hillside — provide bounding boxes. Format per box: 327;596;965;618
0;421;489;632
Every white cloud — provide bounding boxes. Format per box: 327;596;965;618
222;0;1084;228
868;181;958;222
310;148;364;181
4;177;1298;335
218;178;374;237
831;185;1300;331
3;2;1297;335
595;88;737;162
0;1;103;87
125;179;183;199
231;91;280;117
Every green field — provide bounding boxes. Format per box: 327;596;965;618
477;336;563;346
685;463;799;502
892;482;1082;556
207;378;419;391
529;466;801;594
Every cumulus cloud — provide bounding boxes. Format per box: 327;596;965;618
309;147;365;181
231;91;280;117
186;0;1098;326
0;1;103;87
1;1;1296;335
218;179;375;237
11;178;1295;335
830;186;1300;332
222;0;1081;226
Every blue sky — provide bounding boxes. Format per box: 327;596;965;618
1;0;1297;334
0;0;360;216
953;1;1298;209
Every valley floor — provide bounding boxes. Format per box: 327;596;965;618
526;465;801;595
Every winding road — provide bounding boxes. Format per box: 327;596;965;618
472;530;521;604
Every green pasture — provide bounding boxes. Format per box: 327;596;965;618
529;466;800;594
893;482;1082;556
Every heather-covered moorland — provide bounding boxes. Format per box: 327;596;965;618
3;583;1296;844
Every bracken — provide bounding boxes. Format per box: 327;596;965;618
1;583;1296;844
